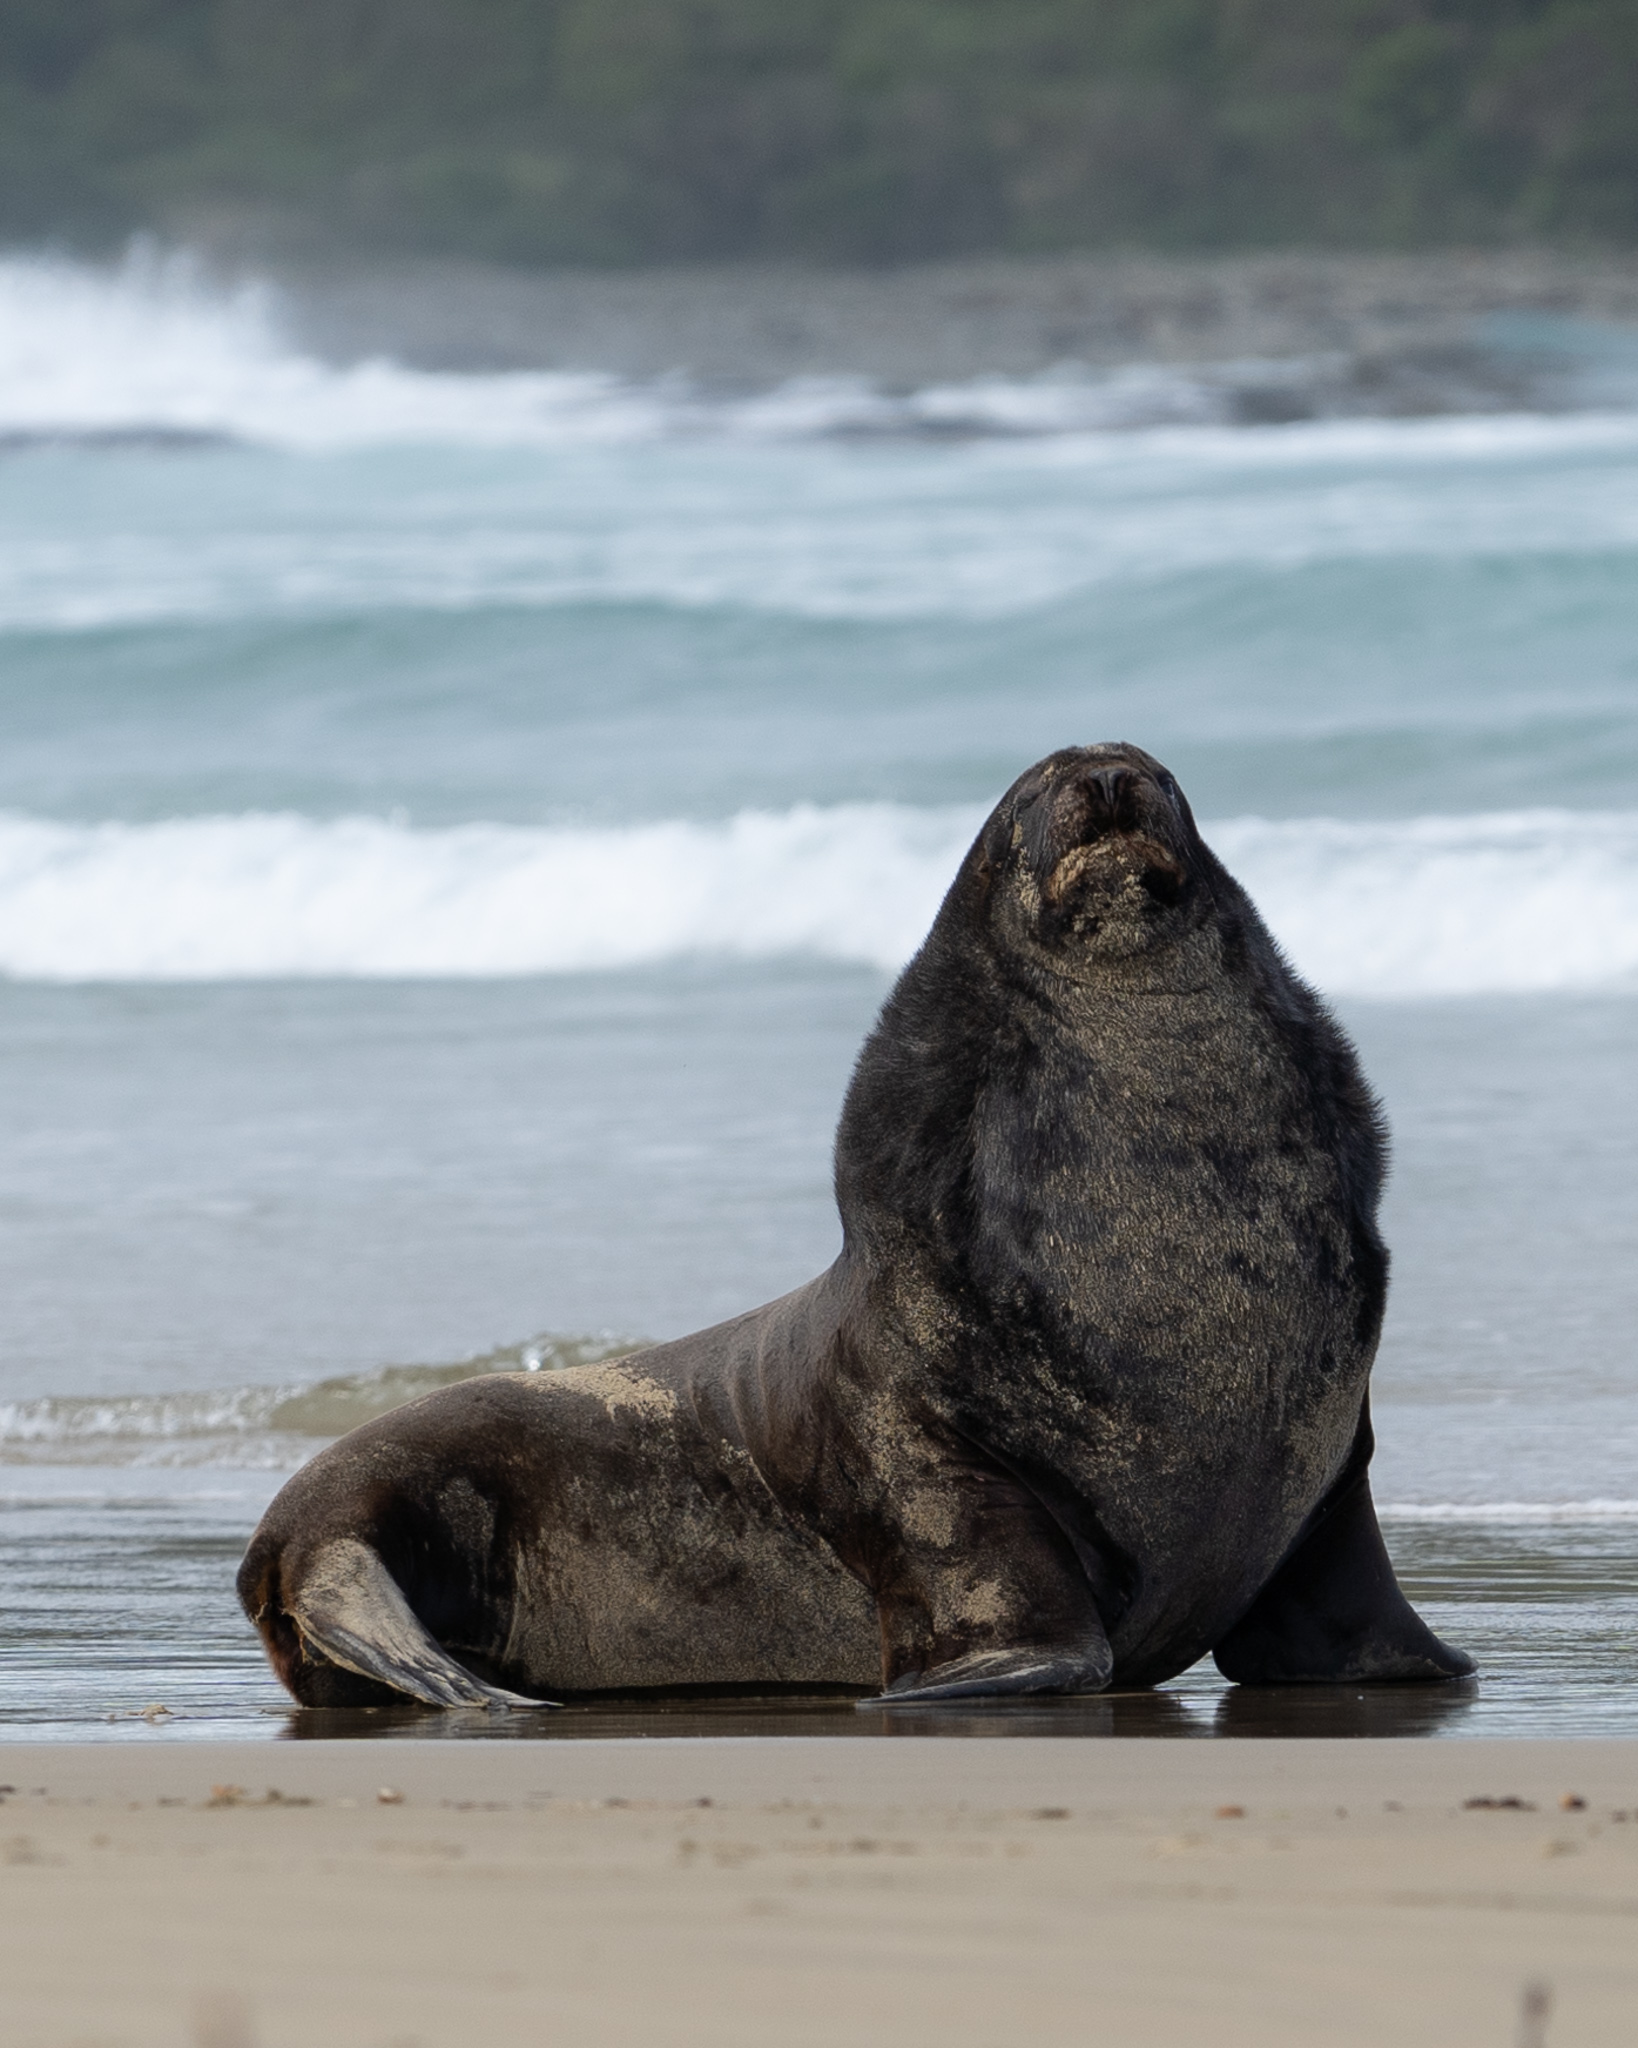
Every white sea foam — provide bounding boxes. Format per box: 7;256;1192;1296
0;805;970;980
7;245;1638;457
0;246;1199;449
0;802;1633;996
0;246;674;451
1218;810;1638;999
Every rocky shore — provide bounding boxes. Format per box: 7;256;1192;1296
255;247;1638;413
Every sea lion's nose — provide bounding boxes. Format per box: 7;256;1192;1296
1080;765;1136;824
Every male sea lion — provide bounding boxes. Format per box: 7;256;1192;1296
239;743;1472;1707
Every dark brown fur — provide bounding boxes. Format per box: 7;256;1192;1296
239;744;1471;1706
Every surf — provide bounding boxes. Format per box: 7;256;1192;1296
0;802;1633;997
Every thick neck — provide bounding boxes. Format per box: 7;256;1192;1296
1010;914;1226;1009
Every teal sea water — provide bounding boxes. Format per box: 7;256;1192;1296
1;252;1637;1737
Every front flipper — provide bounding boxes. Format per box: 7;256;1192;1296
878;1634;1113;1704
1213;1453;1473;1686
858;1443;1112;1705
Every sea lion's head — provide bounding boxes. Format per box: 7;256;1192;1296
976;743;1207;967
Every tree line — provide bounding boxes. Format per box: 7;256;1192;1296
4;0;1637;262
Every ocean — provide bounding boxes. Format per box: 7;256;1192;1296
1;249;1636;1740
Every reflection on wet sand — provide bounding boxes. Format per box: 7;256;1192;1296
1207;1678;1480;1739
279;1678;1482;1743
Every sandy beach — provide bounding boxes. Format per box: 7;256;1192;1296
1;1736;1634;2047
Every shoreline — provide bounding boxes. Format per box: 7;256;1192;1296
2;1737;1634;2045
251;245;1638;392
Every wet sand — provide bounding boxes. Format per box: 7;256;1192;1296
2;1737;1635;2046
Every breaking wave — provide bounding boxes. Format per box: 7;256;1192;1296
7;245;1638;454
0;804;970;980
0;803;1635;997
1215;809;1638;999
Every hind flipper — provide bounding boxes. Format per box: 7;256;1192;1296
291;1538;556;1709
1213;1459;1473;1685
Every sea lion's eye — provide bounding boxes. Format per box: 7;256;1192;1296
1158;773;1179;802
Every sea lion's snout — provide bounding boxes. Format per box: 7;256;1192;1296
1052;759;1181;875
1039;753;1187;888
1072;762;1142;837
993;745;1199;958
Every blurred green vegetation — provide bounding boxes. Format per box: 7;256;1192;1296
3;1;1638;261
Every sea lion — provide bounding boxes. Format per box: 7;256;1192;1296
239;742;1473;1708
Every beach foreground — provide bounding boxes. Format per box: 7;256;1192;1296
0;1738;1633;2047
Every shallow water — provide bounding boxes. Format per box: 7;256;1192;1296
3;1469;1634;1741
2;254;1637;1738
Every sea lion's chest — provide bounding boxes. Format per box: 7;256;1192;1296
963;979;1369;1435
944;979;1373;1657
